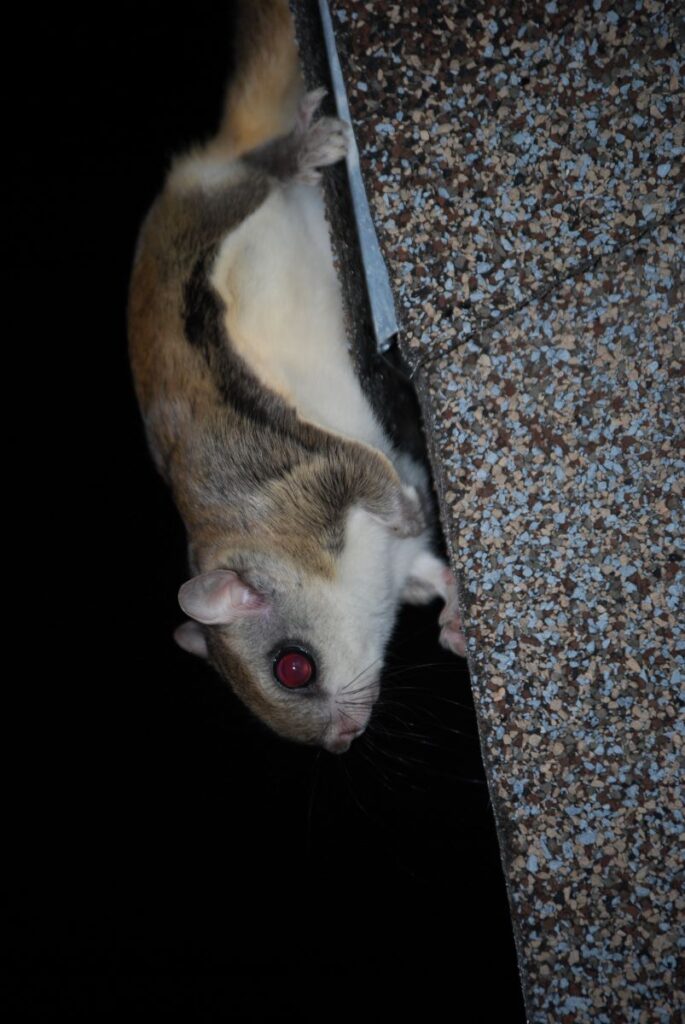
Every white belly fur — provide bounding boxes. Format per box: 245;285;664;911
209;183;389;451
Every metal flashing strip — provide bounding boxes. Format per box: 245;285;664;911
317;0;399;353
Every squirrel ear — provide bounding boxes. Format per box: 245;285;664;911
174;620;209;658
178;569;268;625
366;482;426;538
347;446;426;538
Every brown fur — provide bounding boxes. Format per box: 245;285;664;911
218;0;302;156
128;165;423;580
126;1;440;748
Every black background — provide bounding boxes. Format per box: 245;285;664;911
12;3;524;1019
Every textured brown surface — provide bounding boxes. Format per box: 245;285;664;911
329;0;683;378
421;220;683;1022
295;1;683;1021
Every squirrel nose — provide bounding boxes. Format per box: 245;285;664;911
324;726;364;754
323;710;369;754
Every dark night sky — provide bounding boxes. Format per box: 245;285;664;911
12;4;524;1018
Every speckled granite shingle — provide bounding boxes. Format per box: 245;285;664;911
295;1;684;1020
421;218;684;1022
330;0;683;375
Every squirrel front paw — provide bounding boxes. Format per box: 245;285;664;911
295;88;349;184
438;568;467;657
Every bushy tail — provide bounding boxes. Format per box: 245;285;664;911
216;0;303;156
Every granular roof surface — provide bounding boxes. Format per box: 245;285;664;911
296;1;684;1021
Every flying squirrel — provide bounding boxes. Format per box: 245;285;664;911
128;0;465;754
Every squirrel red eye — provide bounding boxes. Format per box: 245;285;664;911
273;648;315;689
